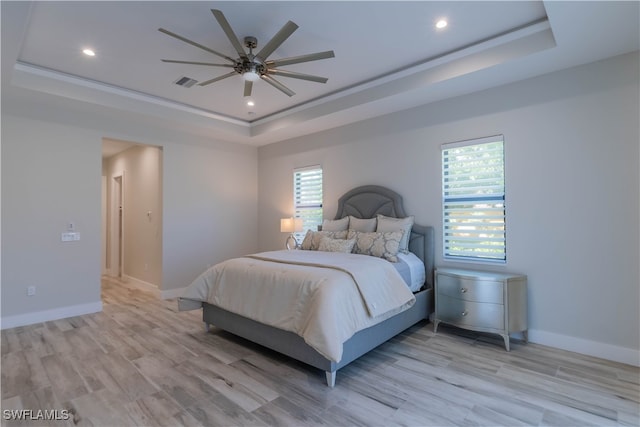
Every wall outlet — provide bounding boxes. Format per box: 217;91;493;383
27;286;36;296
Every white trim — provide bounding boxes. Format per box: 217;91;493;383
123;275;159;294
441;134;503;150
528;329;640;367
14;62;249;128
293;164;322;173
160;287;187;300
253;20;552;126
1;301;103;330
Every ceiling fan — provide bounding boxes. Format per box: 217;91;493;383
159;9;335;98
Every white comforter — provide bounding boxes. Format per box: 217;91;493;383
178;250;416;362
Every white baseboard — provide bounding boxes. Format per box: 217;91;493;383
160;287;187;300
528;329;640;367
108;273;184;300
1;301;103;330
123;275;160;295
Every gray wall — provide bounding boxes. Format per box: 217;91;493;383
1;110;258;325
2;116;102;320
258;52;640;365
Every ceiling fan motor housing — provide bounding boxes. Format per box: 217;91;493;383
244;36;257;50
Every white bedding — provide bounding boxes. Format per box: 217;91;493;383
395;252;427;292
178;250;416;362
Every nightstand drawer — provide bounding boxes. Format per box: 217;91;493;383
437;273;503;304
437;295;504;330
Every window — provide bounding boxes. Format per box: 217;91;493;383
442;135;506;262
293;166;323;240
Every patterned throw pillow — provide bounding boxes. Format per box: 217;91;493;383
301;230;348;250
318;237;356;253
376;214;414;253
348;230;404;262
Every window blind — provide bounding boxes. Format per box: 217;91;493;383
442;136;506;262
294;166;323;240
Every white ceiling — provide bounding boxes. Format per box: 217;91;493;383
2;1;639;147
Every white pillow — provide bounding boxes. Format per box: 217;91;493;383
348;216;377;232
322;217;349;231
376;214;414;253
318;237;356;253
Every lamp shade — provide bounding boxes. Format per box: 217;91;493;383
280;217;303;233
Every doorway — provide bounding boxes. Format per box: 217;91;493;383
111;173;124;278
101;140;163;295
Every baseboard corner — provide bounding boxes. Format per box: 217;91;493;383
1;301;103;330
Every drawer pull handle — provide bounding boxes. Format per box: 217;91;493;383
460;288;468;293
461;311;468;316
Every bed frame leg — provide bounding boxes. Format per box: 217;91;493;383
204;322;210;333
325;371;336;388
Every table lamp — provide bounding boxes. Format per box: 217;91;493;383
280;217;303;250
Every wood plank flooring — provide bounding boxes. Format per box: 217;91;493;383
2;276;638;426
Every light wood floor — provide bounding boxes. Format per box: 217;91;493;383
2;277;638;426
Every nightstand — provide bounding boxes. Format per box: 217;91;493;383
433;267;527;351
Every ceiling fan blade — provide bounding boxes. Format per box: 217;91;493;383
255;20;299;62
244;80;253;97
161;59;234;68
267;69;328;84
158;28;236;63
266;50;335;67
198;71;238;86
261;75;295;97
211;9;248;60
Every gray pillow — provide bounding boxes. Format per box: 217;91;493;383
348;216;377;232
321;217;349;231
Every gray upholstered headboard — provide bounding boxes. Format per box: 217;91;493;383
333;185;435;288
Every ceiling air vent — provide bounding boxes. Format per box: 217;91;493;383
174;76;198;88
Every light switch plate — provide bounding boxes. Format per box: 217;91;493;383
61;232;80;242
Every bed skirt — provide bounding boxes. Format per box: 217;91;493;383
202;286;433;386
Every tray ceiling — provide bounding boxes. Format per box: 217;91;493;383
3;1;638;146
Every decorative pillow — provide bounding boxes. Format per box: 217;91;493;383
376;214;414;253
348;230;404;262
321;217;349;231
301;230;348;250
318;237;356;253
348;216;377;232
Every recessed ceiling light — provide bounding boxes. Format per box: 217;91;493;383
246;99;255;107
82;48;96;57
436;19;448;29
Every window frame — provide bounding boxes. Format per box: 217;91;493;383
441;135;506;264
293;165;323;241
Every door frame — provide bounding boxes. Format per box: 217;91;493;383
110;171;125;278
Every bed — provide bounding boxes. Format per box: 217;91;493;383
179;185;435;387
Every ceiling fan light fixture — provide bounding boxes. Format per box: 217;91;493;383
243;69;260;82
